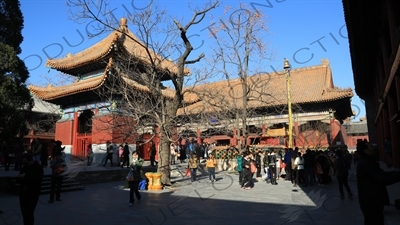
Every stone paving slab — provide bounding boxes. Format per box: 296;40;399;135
1;162;399;225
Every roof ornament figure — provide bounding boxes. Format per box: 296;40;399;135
321;58;330;66
119;18;128;32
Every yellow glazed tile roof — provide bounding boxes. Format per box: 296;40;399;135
46;18;190;76
29;59;199;104
178;60;353;115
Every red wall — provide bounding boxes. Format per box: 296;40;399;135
55;120;73;145
347;135;369;149
91;115;113;144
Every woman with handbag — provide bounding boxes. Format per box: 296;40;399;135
127;151;144;207
241;151;254;190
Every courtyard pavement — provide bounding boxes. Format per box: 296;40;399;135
0;161;399;225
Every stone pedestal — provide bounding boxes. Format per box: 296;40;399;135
152;173;163;191
145;172;154;190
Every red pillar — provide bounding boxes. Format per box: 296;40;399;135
233;128;238;146
72;112;79;157
197;128;201;143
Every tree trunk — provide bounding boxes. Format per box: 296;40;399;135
158;132;172;185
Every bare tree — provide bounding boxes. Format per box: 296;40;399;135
198;4;274;149
298;120;331;150
67;0;218;185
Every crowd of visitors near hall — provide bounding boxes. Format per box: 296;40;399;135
0;139;66;171
233;144;360;194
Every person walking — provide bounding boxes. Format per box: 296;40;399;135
87;144;93;166
188;153;198;182
276;150;283;181
268;150;278;185
304;149;315;186
334;150;353;199
241;152;253;189
149;141;157;167
170;143;177;165
31;139;42;164
121;143;130;168
293;151;304;187
103;141;114;167
40;142;48;168
236;152;244;184
206;153;217;182
18;153;43;225
255;150;262;178
118;144;124;167
184;139;191;162
51;141;65;160
128;151;144;207
48;153;67;203
283;148;292;182
14;142;24;171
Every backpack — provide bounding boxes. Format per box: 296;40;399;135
139;179;147;190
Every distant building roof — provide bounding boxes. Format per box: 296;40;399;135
179;59;354;116
31;95;60;114
344;121;368;134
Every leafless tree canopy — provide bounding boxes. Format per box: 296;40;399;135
67;0;218;185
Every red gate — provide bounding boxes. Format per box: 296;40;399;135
75;133;92;158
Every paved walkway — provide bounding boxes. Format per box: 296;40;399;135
0;162;399;225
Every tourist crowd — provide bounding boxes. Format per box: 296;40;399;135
235;146;356;197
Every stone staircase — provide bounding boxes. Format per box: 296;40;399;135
7;174;85;195
39;175;85;195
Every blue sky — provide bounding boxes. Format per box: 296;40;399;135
19;0;366;120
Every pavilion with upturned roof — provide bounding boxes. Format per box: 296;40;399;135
29;18;197;160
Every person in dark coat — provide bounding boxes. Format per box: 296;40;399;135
48;153;67;203
18;153;43;225
283;148;292;181
255;150;262;178
52;140;65;159
40;142;48;168
103;141;114;167
121;143;130;168
334;150;353;199
149;141;157;167
303;149;315;186
268;150;278;185
14;142;24;171
356;141;400;225
241;152;253;189
128;151;144;207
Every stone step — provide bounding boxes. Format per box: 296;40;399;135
8;175;85;195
